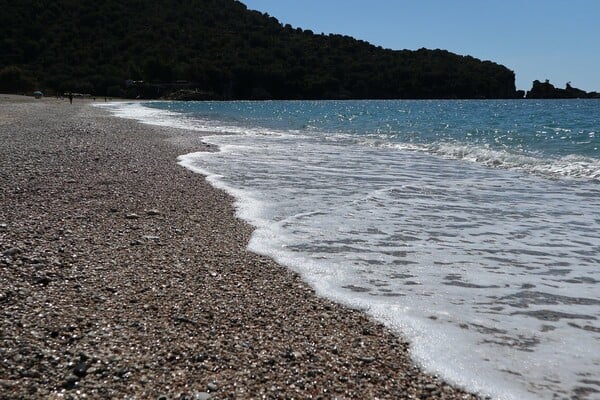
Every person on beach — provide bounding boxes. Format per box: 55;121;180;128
68;92;73;104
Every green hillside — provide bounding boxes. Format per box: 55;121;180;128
0;0;519;99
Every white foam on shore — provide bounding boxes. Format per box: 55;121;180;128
104;101;600;400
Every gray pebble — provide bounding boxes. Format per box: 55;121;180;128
3;247;21;257
62;374;79;390
206;382;218;391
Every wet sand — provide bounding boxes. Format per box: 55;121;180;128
0;96;480;399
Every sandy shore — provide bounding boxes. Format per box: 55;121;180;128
0;96;480;399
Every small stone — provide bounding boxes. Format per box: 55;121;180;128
73;362;88;377
125;213;140;219
143;235;160;241
358;355;376;363
33;275;51;285
424;383;438;391
62;374;79;390
146;209;161;216
193;393;212;400
156;394;169;400
130;240;143;246
0;223;7;231
284;350;302;360
207;382;218;392
3;247;21;257
0;379;16;389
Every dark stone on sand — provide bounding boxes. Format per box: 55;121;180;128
358;356;376;363
73;362;88;377
33;275;51;285
3;247;21;257
28;384;38;394
62;374;79;390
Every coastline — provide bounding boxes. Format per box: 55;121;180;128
0;96;479;399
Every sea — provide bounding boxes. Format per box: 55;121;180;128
100;99;600;400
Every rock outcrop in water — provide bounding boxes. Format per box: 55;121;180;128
0;0;520;100
525;80;600;99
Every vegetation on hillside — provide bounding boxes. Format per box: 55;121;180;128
0;0;520;99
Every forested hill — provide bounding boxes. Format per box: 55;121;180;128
0;0;520;99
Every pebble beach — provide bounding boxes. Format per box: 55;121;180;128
0;96;480;399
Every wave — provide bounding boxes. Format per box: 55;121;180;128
431;142;600;180
98;101;600;182
356;137;600;181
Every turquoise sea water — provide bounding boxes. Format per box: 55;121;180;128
102;100;600;400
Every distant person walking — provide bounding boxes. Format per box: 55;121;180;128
68;92;73;104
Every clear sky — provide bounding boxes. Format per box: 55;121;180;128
241;0;600;92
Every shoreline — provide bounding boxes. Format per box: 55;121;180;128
0;96;480;399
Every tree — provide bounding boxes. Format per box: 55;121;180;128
0;66;35;93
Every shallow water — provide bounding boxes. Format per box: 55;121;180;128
101;100;600;400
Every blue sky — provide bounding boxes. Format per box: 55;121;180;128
242;0;600;92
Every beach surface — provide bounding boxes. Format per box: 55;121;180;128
0;95;479;399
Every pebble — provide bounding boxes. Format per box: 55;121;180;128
3;247;21;257
193;393;211;400
125;213;140;219
0;379;16;389
146;209;161;216
73;362;88;377
62;374;79;390
358;355;376;363
207;382;218;392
